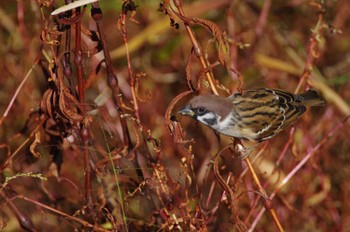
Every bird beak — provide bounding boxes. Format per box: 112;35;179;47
178;106;195;117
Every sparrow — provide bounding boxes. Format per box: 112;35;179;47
178;88;324;142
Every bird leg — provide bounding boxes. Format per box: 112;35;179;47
233;139;258;159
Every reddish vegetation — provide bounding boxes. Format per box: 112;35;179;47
0;0;349;231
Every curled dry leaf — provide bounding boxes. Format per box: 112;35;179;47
146;129;161;156
38;0;51;7
213;149;247;231
168;116;191;144
173;12;230;68
158;2;179;29
41;26;62;46
184;53;198;91
43;118;61;137
30;131;41;158
40;89;54;118
135;73;152;103
41;84;84;123
150;162;178;200
58;88;84;123
165;91;194;143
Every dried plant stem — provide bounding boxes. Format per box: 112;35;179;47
1;192;37;231
245;0;271;62
75;10;84;107
276;127;295;165
91;4;129;230
295;8;324;94
62;21;78;99
0;62;37;127
173;0;218;95
243;157;284;232
0;115;45;172
82;126;93;211
249;117;348;231
72;9;93;214
119;10;140;122
7;195;108;231
243;6;325;231
110;0;231;60
92;3;131;149
213;148;247;230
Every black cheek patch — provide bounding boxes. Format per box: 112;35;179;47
202;117;217;126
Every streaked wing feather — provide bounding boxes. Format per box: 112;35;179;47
273;89;307;132
229;89;280;140
229;89;306;141
270;89;295;103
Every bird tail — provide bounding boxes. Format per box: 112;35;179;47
298;90;325;107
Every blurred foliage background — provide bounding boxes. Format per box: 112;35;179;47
0;0;349;231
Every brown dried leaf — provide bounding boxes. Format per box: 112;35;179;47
174;13;230;68
135;73;152;103
158;1;180;29
213;148;247;231
40;89;54;118
58;89;84;123
37;0;51;7
165;91;194;143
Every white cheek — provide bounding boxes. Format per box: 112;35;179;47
197;113;232;133
216;114;232;131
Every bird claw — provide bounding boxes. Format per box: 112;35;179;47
236;143;255;160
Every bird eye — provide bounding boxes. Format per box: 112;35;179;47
197;107;206;114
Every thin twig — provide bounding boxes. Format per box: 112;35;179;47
295;8;324;94
249;116;349;231
0;61;38;127
7;195;109;231
172;0;218;95
243;157;284;232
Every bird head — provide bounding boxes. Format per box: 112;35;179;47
178;94;234;131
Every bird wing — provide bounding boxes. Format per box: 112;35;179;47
229;89;306;141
